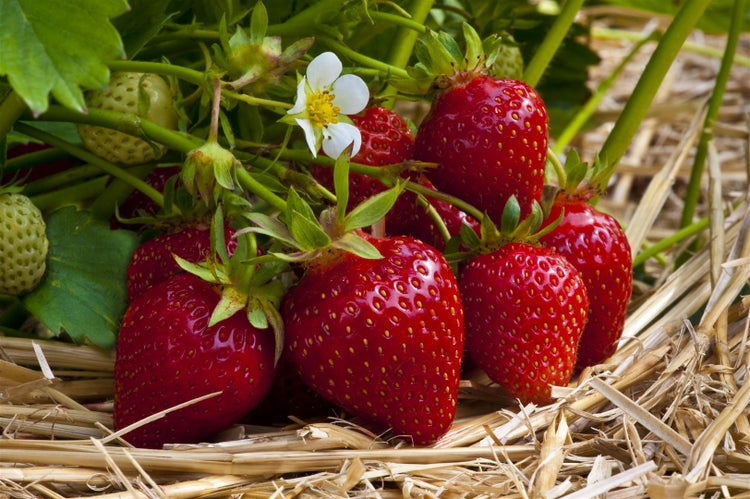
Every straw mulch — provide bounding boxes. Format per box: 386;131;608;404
3;9;750;498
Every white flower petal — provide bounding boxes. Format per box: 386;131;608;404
307;52;342;89
296;118;320;157
287;78;308;115
322;122;362;159
332;74;369;115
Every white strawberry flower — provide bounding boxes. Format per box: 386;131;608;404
287;51;368;159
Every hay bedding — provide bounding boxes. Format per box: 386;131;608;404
2;9;750;499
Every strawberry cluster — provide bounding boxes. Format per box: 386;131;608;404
108;86;631;449
1;18;632;451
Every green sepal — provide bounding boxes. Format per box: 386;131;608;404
209;285;247;327
284;189;331;249
333;146;352;224
562;149;589;191
462;23;485;69
343;182;405;232
289;209;332;250
243;212;299;248
332;232;383;260
499;195;522;236
174;254;226;285
250;296;285;365
459;220;482;250
249;0;268;44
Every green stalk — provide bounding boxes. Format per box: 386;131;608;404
679;0;746;231
14;123;166;209
35;105;202;154
383;0;432;69
598;0;713;171
593;26;750;68
316;36;410;78
523;0;585;88
380;0;433;106
236;168;287;213
3;147;73;175
0;90;28;142
22;164;114;196
30;176;110;212
266;0;346;37
554;30;659;154
633;216;710;268
108;60;291;110
370;9;428;37
108;60;208;86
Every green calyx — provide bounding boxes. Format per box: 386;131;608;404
547;148;616;203
175;204;288;364
460;195;559;257
214;1;314;93
392;22;524;95
244;147;404;267
182;141;241;209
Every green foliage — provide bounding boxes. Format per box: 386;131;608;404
0;0;128;114
23;207;139;348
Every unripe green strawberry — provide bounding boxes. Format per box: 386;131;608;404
0;192;49;296
78;72;177;165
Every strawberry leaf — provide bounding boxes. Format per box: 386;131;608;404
22;207;139;348
0;0;128;114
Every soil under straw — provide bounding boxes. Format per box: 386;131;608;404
2;9;750;498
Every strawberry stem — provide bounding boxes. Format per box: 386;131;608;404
208;77;222;144
546;147;567;188
597;0;714;172
522;0;585;87
316;36;410;78
0;91;28;142
14;123;167;211
633;216;710;268
107;60;292;110
553;30;659;155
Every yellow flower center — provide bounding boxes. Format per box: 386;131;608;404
307;89;340;128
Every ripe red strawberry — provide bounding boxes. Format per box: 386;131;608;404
3;142;82;184
117;165;182;221
126;221;237;302
114;272;276;448
459;242;589;404
309;106;476;250
388;175;480;251
244;355;336;425
309;105;414;207
282;234;464;445
540;197;632;370
414;76;548;222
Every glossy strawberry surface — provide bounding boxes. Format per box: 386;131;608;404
126;222;237;301
388;175;479;251
414;77;548;222
282;235;464;445
459;242;588;404
114;272;276;448
540;199;632;370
